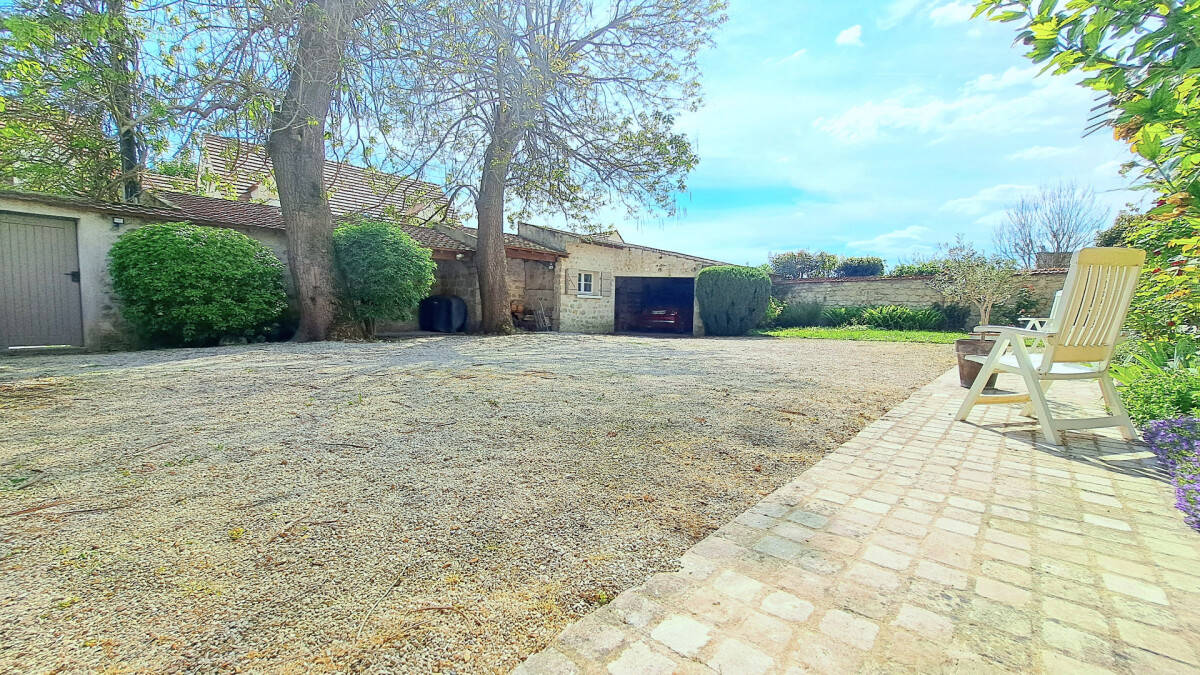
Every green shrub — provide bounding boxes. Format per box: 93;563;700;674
821;306;866;327
777;301;824;328
1119;370;1200;427
1112;338;1200;426
108;222;287;346
858;305;946;331
991;286;1041;327
932;302;972;331
695;265;771;336
332;219;436;336
835;257;885;277
888;261;943;277
910;307;947;330
758;297;784;328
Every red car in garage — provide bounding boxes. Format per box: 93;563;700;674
636;307;683;331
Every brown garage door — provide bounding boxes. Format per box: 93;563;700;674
0;211;84;348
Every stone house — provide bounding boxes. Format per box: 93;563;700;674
516;223;729;335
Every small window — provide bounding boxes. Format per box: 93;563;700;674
577;272;595;295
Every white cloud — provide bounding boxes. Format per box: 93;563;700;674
1006;145;1075;161
836;25;864;47
878;0;930;29
1093;159;1125;176
941;184;1033;216
965;65;1042;92
814;66;1083;144
763;48;807;66
929;1;974;26
849;226;936;258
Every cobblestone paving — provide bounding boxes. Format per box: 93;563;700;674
515;369;1200;674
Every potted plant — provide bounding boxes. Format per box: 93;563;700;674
927;241;1018;389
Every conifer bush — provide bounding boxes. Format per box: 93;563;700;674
695;265;770;336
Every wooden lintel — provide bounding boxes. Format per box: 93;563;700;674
505;248;561;262
432;249;468;261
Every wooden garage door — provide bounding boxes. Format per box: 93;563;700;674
0;211;84;348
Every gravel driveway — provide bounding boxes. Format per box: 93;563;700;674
0;333;953;673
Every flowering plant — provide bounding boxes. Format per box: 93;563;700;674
1144;417;1200;532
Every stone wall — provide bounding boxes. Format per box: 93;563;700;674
773;272;1068;325
553;240;712;335
380;257;558;333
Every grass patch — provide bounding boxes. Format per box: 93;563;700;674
757;327;967;344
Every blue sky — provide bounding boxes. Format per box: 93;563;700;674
609;0;1145;267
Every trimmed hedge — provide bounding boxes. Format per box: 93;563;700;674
696;265;771;336
332;219;436;336
108;222;288;346
835;256;885;277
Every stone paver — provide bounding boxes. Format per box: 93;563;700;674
514;370;1200;674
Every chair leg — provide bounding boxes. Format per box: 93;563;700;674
955;335;1009;422
1020;381;1052;417
1010;339;1060;445
1099;372;1139;441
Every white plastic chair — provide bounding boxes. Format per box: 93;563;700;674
1019;290;1062;350
955;248;1146;445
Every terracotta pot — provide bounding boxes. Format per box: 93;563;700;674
955;337;998;389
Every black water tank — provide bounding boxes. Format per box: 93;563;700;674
418;295;468;332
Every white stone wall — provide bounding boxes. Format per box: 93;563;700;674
556;241;712;335
773;273;1068;325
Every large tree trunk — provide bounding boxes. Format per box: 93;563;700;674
266;0;349;342
105;0;142;202
474;134;516;334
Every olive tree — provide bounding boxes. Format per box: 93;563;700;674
928;240;1017;327
395;0;727;333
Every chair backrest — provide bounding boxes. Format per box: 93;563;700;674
1044;247;1146;366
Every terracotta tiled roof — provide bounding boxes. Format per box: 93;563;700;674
201;136;453;221
395;224;472;252
163;190;480;254
156;191;286;230
0;189;186;221
522;222;729;265
455;226;564;255
140;172;198;193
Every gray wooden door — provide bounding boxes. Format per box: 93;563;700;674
0;211;84;348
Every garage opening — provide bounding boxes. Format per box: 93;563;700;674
614;277;695;335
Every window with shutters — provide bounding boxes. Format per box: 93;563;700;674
577;271;597;296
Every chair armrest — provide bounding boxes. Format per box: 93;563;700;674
972;325;1056;339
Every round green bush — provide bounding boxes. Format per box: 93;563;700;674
835;256;885;277
108;222;288;346
695;265;771;336
332;219;435;335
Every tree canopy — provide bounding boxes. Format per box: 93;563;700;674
393;0;727;331
977;0;1198;334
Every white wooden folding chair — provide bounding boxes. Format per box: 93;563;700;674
955;248;1146;445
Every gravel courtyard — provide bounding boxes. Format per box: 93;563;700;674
0;333;953;673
